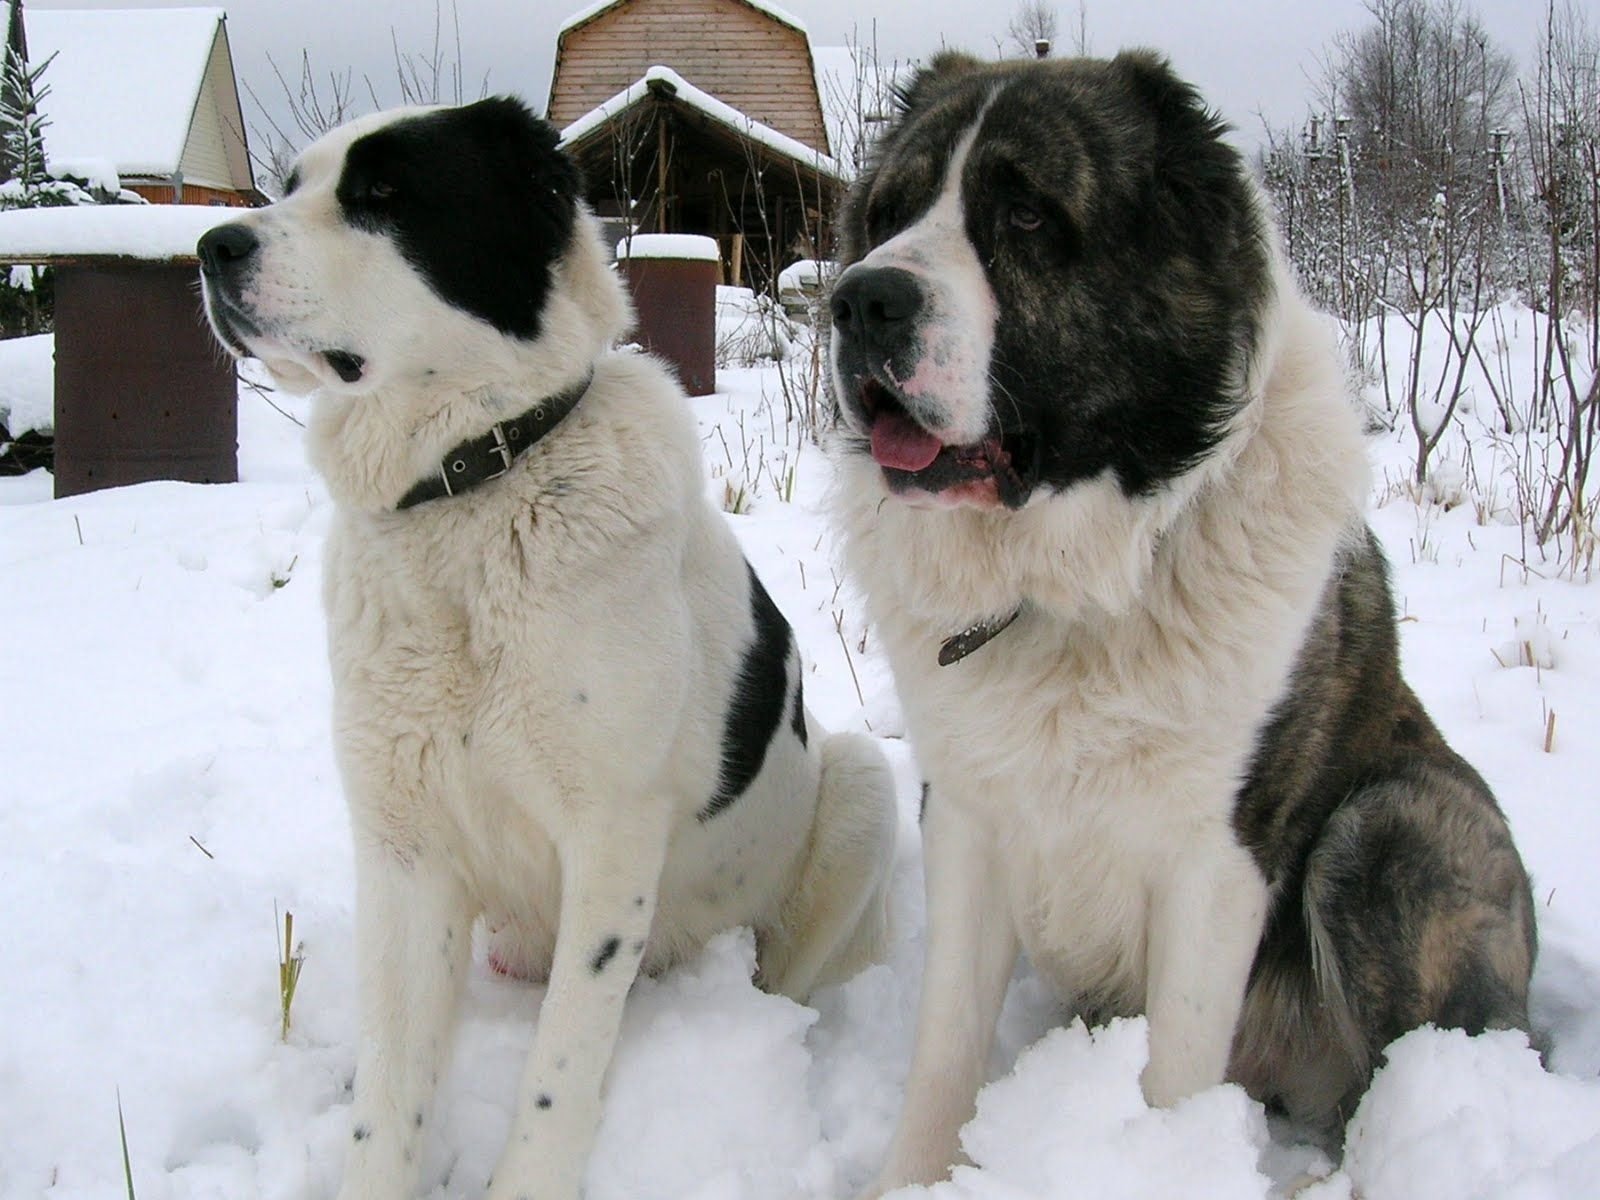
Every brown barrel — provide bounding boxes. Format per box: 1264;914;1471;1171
52;260;237;498
616;236;718;397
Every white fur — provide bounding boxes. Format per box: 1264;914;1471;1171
838;124;998;445
202;108;895;1200
832;165;1370;1189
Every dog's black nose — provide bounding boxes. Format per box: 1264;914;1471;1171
197;223;259;277
830;266;923;348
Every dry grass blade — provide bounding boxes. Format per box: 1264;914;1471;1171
277;907;306;1042
117;1089;136;1200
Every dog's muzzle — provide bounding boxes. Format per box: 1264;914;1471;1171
832;264;921;400
196;222;262;351
831;265;1034;508
197;222;259;281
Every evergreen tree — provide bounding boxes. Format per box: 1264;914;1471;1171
1;0;53;200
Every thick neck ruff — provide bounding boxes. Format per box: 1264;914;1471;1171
396;371;593;510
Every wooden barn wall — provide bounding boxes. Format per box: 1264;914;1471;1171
550;0;828;152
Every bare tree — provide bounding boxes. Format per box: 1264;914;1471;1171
1317;0;1515;223
817;23;904;179
1005;2;1058;58
243;0;486;195
1513;0;1599;560
1064;1;1091;56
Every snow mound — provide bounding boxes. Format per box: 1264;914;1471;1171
947;1018;1272;1200
0;332;54;436
1342;1027;1600;1200
588;930;830;1200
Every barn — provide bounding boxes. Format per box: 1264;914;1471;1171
549;0;845;289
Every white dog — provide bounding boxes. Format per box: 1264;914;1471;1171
198;96;895;1200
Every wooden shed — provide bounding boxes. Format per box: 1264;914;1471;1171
550;0;844;290
20;7;262;207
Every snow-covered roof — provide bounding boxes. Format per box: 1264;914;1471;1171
25;8;225;178
560;65;843;183
557;0;806;40
615;233;720;262
0;203;231;263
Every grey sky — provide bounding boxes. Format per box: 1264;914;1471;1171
27;0;1544;162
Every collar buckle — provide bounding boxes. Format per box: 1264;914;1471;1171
486;423;514;479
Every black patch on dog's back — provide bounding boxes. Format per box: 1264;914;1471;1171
337;96;579;340
789;673;808;747
699;564;794;822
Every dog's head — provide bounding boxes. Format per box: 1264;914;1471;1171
198;96;621;400
830;51;1272;510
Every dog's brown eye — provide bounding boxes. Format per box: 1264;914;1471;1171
368;181;396;201
1009;204;1042;232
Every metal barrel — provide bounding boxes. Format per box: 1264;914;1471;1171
616;235;718;398
52;260;237;498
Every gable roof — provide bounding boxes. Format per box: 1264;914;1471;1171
25;7;235;179
557;0;806;40
559;64;843;183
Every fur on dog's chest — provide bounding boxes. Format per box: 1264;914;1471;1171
911;617;1272;1014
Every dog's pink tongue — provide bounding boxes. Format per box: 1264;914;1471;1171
870;411;944;471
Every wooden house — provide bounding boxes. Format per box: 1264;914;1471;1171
18;7;261;206
549;0;844;288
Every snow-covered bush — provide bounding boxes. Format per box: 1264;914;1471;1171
716;285;795;368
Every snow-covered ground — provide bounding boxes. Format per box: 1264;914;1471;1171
2;313;1598;1200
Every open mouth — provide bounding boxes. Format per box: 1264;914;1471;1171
856;377;1034;507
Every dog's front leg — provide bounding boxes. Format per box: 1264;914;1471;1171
484;813;668;1200
1140;845;1268;1107
868;791;1017;1197
337;835;473;1200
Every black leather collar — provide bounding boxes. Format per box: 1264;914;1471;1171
396;371;593;510
938;606;1022;666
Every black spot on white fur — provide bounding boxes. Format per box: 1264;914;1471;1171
336;96;579;341
789;673;808;747
590;936;620;974
699;563;795;821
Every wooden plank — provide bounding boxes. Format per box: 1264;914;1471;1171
552;0;827;148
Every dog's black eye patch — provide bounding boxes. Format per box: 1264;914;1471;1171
335;97;580;341
282;167;302;197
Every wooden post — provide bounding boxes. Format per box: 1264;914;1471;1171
773;196;786;295
730;233;745;289
656;111;670;233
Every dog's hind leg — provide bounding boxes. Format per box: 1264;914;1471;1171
484;807;670;1200
759;732;897;1001
1297;766;1536;1117
866;787;1018;1197
337;834;474;1200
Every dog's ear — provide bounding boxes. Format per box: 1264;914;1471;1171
893;51;984;118
461;95;581;200
1110;50;1251;247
